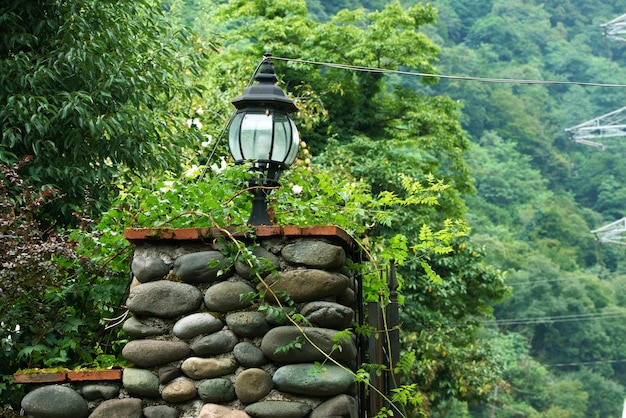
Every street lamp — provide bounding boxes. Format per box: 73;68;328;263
227;53;300;225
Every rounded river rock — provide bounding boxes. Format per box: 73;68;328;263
122;340;190;368
310;394;358;418
122;316;169;338
233;342;268;368
122;368;160;398
258;269;350;303
131;255;170;282
226;311;269;338
198;378;237;403
191;330;239;356
245;400;311;418
173;251;233;283
89;398;143;418
126;280;202;318
21;385;89;418
161;377;198;403
181;356;238;379
261;326;357;365
273;363;354;396
204;281;255;312
234;246;280;279
235;368;273;404
173;312;224;340
301;301;354;329
281;239;346;269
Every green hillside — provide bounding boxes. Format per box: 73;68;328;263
306;0;626;416
428;1;626;416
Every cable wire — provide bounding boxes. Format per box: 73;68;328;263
550;358;626;367
506;277;579;286
482;310;626;326
272;56;626;88
201;54;626;173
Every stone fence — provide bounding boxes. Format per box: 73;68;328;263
18;226;365;418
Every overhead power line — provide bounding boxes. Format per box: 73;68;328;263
272;56;626;88
482;311;626;326
550;358;626;367
506;277;577;286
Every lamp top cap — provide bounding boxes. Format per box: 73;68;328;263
231;53;298;114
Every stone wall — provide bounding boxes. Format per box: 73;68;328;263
19;226;363;418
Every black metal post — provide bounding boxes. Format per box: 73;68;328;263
368;301;384;415
386;260;401;414
247;187;272;226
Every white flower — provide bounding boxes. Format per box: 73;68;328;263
184;165;202;178
186;118;203;129
159;180;174;193
211;157;228;173
196;106;204;115
201;134;213;147
292;184;303;194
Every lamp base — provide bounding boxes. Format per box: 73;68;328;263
248;189;272;226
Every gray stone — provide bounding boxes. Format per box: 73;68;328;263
258;269;350;303
89;398;143;418
123;316;169;338
21;385;89;418
234;368;273;404
161;377;198;403
191;330;239;356
123;340;190;367
159;366;183;384
310;394;358;418
281;240;346;269
144;405;181;418
199;404;251;418
337;287;355;307
233;342;268;368
261;326;357;366
244;401;311;418
226;312;269;337
132;255;170;282
174;251;233;283
198;378;237;403
173;312;224;340
204;281;255;312
122;368;160;398
234;246;280;279
181;356;238;379
301;301;354;329
273;364;354;396
77;382;119;400
126;280;203;318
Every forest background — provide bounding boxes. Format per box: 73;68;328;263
3;0;626;417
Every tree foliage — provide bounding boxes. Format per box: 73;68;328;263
2;0;509;413
8;0;626;416
198;0;508;411
423;0;626;415
0;158;129;406
0;0;209;225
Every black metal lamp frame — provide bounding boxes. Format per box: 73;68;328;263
227;53;299;225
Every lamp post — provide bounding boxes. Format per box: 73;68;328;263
227;53;300;225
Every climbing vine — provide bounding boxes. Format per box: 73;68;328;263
2;149;474;415
82;154;467;417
